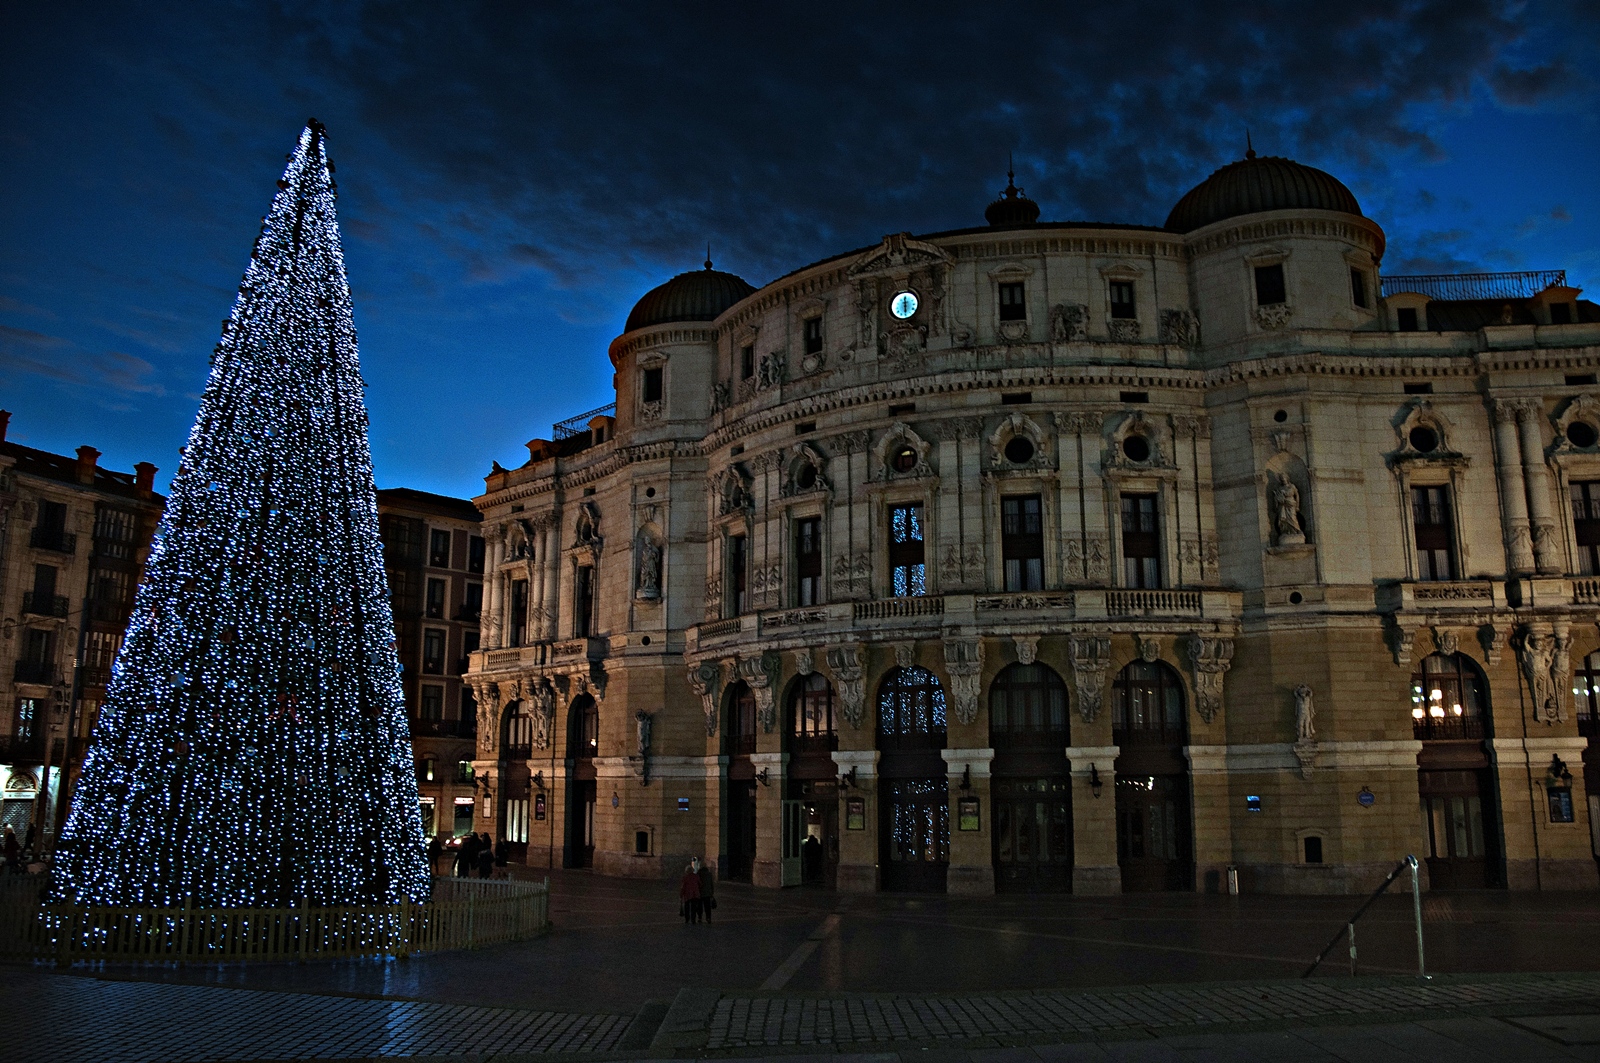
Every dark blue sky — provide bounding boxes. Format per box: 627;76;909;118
3;2;1596;500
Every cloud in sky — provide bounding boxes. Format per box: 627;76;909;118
0;1;1596;494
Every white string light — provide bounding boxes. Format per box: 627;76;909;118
52;120;431;908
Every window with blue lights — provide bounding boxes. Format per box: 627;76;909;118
889;503;926;597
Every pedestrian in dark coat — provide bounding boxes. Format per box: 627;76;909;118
427;833;444;874
456;833;479;878
2;827;19;874
696;858;716;924
476;836;495;878
678;863;701;924
494;837;509;866
22;823;36;859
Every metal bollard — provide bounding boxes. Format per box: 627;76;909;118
1407;854;1428;981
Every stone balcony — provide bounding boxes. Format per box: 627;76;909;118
1376;579;1504;614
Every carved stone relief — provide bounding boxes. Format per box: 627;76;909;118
1136;634;1162;663
1012;635;1039;666
1050;303;1088;342
825;643;866;728
738;652;782;733
1256;304;1294;330
1158;308;1200;348
1186;635;1234;723
688;660;721;737
1068;634;1113;722
944;637;985;725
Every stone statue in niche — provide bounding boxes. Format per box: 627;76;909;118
1293;683;1316;744
637;538;662;600
1272;475;1305;545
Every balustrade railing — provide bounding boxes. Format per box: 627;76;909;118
853;597;945;621
1106;589;1201;615
21;593;68;618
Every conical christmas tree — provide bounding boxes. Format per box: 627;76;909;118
53;120;430;908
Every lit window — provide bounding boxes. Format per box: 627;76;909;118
889;503;926;597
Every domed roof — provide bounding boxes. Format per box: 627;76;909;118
624;259;757;332
984;167;1041;228
1165;148;1362;233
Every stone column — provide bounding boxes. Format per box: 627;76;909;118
483;530;505;648
830;749;879;892
1518;400;1561;574
1064;744;1121;894
1492;400;1535;574
541;521;561;641
941;747;995;895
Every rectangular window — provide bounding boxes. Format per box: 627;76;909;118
642;366;663;403
453;796;474;835
803;316;823;355
1411;485;1457;580
1254;263;1286;306
1350;267;1369;308
1551;302;1574;325
888;503;927;597
90;567;131;604
14;698;40;743
24;628;54;668
420;684;444;721
1572;482;1600;575
37;499;66;536
93;506;136;560
83;630;121;671
574;565;596;637
463;581;483;619
419;798;436;837
33;564;57;599
505;797;529;844
740;344;755;380
796;517;822;606
509;580;528;647
727;535;748;615
425;577;446;618
422;629;446;674
1397;306;1421;331
1001;495;1045;592
1109;281;1136;320
429;529;451;567
998;282;1027;322
1120;494;1161;588
468;535;485;573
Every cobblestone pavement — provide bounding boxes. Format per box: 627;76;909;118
703;974;1600;1050
0;966;630;1063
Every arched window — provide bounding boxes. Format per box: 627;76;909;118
1410;653;1488;740
877;666;946;747
989;663;1069;747
725;681;757;756
504;700;533;757
1576;652;1600;738
567;694;598;758
1111;661;1186;744
788;673;836;752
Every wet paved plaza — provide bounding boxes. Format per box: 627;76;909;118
10;870;1600;1060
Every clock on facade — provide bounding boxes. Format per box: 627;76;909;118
890;291;919;319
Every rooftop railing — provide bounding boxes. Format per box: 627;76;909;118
1381;269;1567;302
552;403;617;441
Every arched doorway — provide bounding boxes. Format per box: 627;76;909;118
989;663;1073;892
1575;652;1600;877
1112;660;1193;891
1411;652;1500;889
878;665;949;892
500;700;533;863
787;673;839;887
563;694;598;869
723;681;759;883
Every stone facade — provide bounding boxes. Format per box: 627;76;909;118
468;159;1600;894
0;411;163;843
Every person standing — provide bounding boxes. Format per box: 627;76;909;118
696;857;716;924
476;835;495;879
2;826;19;874
456;832;479;878
22;823;36;861
678;861;701;924
427;833;444;875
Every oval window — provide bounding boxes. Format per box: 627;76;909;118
1122;435;1151;463
890;444;918;473
1408;426;1439;453
796;463;818;489
1003;436;1035;464
1568;421;1598;449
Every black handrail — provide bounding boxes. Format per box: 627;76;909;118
1303;855;1423;978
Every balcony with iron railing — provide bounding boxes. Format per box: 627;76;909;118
13;660;56;684
21;592;68;618
0;733;50;764
453;605;481;623
1381;269;1566;302
1412;714;1487;742
552;403;617;441
29;528;77;554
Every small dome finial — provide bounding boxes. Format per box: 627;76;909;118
705;243;713;270
1245;130;1256;160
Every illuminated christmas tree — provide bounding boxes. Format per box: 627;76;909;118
52;120;430;908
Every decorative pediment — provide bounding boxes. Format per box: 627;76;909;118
1102;411;1175;474
1389;398;1467;472
709;464;754;517
782;442;832;497
988;412;1052;471
1554;394;1600;456
846;232;952;278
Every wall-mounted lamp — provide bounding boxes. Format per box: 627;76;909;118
756;767;770;787
611;790;620;809
959;764;972;791
475;774;493;802
1089;763;1103;799
530;770;544;792
838;765;857;790
1548;754;1574;791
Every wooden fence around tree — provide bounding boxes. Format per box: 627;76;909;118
0;875;548;965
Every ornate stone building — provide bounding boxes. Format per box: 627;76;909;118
467;153;1600;894
0;411;163;843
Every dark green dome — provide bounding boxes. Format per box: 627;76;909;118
1166;151;1362;233
624;263;756;332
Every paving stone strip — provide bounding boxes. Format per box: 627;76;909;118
4;973;630;1062
706;975;1600;1049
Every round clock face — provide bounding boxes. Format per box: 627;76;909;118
890;291;919;319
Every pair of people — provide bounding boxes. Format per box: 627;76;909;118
678;856;716;924
454;832;499;878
